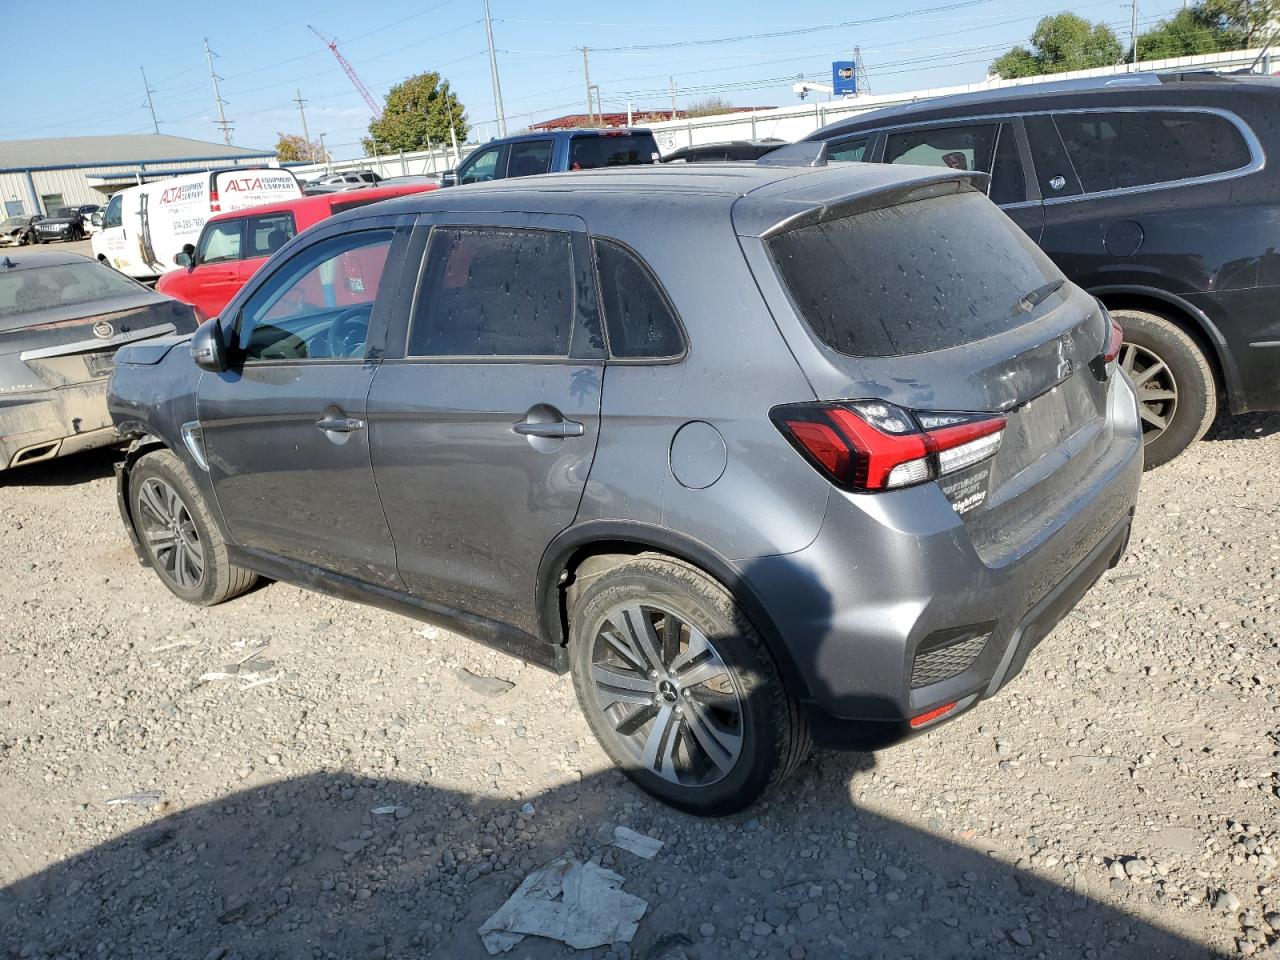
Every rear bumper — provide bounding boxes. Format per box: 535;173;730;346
739;386;1143;750
0;382;116;469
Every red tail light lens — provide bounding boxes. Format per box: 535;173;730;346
209;188;221;213
773;401;1006;492
1103;317;1124;364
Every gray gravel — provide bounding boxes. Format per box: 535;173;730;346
1;412;1277;959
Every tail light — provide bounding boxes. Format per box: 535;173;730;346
209;187;220;213
1104;317;1124;366
772;400;1006;492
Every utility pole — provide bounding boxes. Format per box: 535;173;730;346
204;38;233;145
483;0;507;137
318;133;329;168
580;48;594;125
294;89;314;161
140;67;160;134
669;77;677;119
1129;0;1139;71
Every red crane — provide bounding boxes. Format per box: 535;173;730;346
308;24;383;120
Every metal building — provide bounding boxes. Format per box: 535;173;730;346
0;134;276;218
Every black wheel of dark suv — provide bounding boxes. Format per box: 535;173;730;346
129;449;258;605
1110;309;1217;469
568;555;810;816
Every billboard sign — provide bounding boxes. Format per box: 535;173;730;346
833;61;857;96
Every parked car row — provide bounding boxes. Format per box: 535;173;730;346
6;69;1274;817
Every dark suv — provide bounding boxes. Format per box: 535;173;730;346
108;159;1141;814
441;128;660;186
805;72;1280;466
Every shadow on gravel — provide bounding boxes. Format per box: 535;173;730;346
0;445;120;487
1202;410;1280;442
0;766;1222;959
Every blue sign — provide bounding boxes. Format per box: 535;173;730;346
833;61;857;96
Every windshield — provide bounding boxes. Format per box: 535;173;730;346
53;208;76;218
0;261;145;320
767;190;1064;357
568;134;659;169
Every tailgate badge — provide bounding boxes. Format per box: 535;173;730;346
92;321;114;339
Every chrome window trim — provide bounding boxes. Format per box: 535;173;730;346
825;105;1264;207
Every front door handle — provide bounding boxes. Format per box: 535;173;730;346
316;415;365;433
513;419;584;439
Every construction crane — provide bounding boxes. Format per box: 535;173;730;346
308;24;383;120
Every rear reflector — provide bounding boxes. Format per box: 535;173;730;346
909;701;958;728
773;400;1006;493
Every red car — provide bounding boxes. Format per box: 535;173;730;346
156;182;435;320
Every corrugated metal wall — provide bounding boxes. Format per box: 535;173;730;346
0;157;276;217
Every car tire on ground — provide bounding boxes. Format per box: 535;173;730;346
568;554;809;816
1110;308;1217;470
128;449;257;606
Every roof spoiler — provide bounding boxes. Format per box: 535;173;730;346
755;141;828;167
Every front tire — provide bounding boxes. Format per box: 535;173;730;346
1110;308;1217;469
129;449;257;605
568;555;809;816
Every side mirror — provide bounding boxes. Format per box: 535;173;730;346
191;318;229;373
439;169;457;187
174;252;192;267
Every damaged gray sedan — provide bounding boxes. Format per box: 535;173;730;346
0;251;197;471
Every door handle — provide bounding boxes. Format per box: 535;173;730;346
316;415;365;433
513;419;584;439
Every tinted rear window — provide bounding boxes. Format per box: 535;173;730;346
1054;111;1253;192
569;134;658;169
767;191;1063;357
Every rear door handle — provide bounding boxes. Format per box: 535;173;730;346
513;419;584;439
316;415;365;433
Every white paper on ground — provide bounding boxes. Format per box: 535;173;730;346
477;857;647;954
611;825;664;859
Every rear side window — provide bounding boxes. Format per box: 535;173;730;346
1053;111;1253;192
593;239;684;359
409;226;574;357
885;123;998;173
508;139;554;177
569;134;658;169
767;191;1063;357
247;212;296;257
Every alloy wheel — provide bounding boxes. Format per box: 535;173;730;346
589;602;744;786
136;477;205;588
1120;341;1179;443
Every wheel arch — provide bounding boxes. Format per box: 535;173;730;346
1091;284;1241;412
114;433;171;566
536;522;816;702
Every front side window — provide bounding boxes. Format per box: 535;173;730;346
885;123;999;173
103;194;122;228
237;229;393;362
768;191;1063;358
508;139;554;177
198;220;243;265
827;137;869;163
593;239;684;359
408;226;574;358
1053;110;1253;193
247;212;296;258
460;147;503;184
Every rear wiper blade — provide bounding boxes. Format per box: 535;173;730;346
1017;278;1065;311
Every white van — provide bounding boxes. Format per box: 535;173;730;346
92;168;302;280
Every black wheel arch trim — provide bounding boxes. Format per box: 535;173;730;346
1089;283;1241;411
115;433;169;568
536;520;816;703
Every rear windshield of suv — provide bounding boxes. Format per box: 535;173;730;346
767;190;1064;357
569;134;658;170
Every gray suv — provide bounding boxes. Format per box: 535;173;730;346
108;156;1143;815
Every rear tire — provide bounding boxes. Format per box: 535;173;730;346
1110;308;1216;469
129;449;257;605
568;555;809;816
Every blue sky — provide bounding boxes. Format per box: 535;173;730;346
2;0;1183;160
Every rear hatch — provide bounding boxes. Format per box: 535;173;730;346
0;261;196;392
745;177;1119;564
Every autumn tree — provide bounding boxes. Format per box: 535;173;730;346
990;13;1124;78
685;96;736;118
274;132;323;163
362;72;467;155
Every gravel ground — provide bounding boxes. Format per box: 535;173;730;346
1;413;1277;960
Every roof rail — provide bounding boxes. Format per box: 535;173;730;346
756;141;828;167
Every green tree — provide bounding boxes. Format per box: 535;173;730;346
1200;0;1279;45
274;132;323;163
362;72;467;155
685;96;736;118
991;13;1124;78
1137;6;1239;59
